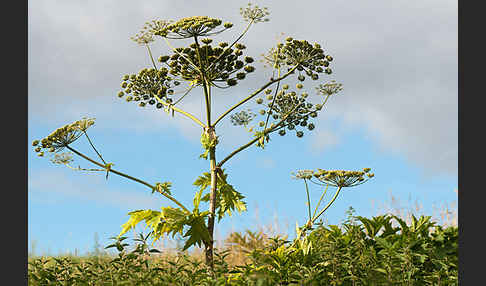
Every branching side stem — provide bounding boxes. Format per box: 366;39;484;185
65;146;190;213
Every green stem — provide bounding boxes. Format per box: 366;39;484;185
263;49;282;131
83;131;106;165
145;44;158;70
217;102;302;168
312;184;329;219
212;65;299;127
304;179;312;222
193;36;212;126
312;186;343;224
152;93;206;128
65;146;190;213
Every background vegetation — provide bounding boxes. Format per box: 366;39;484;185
28;194;458;285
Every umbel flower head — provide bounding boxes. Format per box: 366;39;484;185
156;16;231;39
263;38;333;80
158;41;255;88
118;67;175;108
251;82;324;138
230;109;256;127
316;80;343;96
293;168;374;188
240;3;270;23
32;118;95;155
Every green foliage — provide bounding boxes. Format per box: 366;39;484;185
199;131;218;159
28;213;457;285
195;170;247;221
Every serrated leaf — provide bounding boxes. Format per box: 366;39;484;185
182;214;210;251
193;172;212;192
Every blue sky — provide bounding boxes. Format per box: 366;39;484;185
28;0;457;256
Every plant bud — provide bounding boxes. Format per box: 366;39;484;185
117;92;124;98
236;72;246;80
259;110;266;115
227;79;238;86
244;65;255;73
296;83;303;89
282;84;289;90
296;131;304;138
259;121;265;127
307;123;315;130
244;56;254;63
266;95;273;101
32;140;39;146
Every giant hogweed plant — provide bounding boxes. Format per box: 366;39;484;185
31;3;370;269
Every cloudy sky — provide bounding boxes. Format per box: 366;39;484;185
28;0;457;255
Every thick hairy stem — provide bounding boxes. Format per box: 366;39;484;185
205;144;217;269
